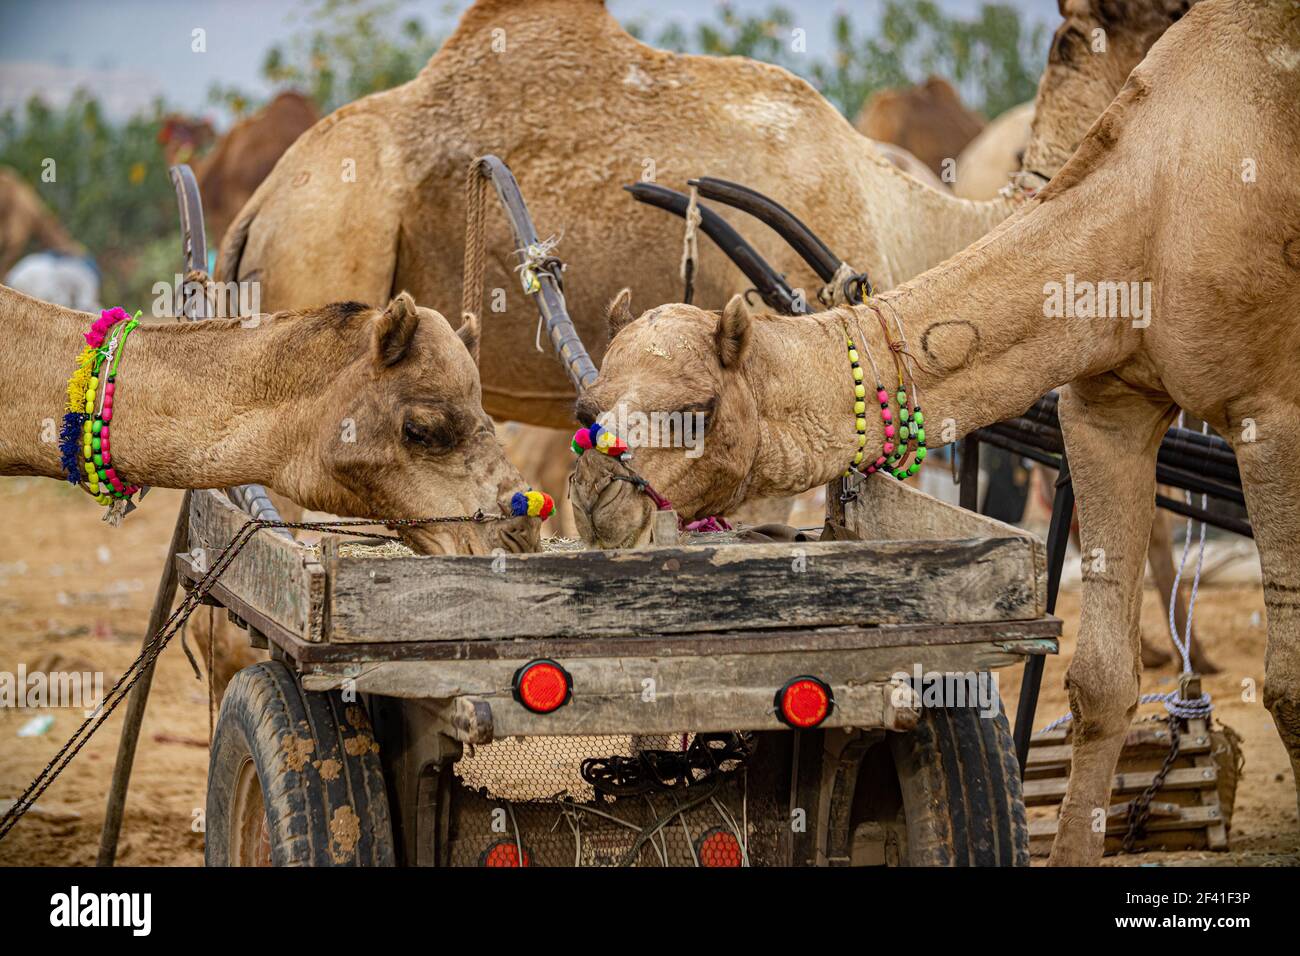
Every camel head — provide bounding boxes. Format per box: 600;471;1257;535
1021;0;1197;180
272;293;539;555
569;292;760;548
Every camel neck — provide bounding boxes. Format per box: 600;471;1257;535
0;289;312;489
746;184;1146;493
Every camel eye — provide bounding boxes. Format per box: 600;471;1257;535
403;419;454;451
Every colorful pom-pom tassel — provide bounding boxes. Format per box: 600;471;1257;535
570;424;628;458
510;490;555;520
59;412;87;485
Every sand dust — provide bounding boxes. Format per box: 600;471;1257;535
0;478;1295;865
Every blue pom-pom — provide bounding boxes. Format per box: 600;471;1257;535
59;412;86;485
510;491;528;517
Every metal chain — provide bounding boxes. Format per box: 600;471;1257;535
0;511;507;841
1121;718;1182;853
581;732;753;798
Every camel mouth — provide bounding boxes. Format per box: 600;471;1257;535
398;515;540;556
570;454;656;549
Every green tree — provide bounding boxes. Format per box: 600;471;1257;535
211;0;447;117
632;0;1048;120
0;93;176;306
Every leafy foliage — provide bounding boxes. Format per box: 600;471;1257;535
211;0;446;117
0;93;177;306
630;0;1048;120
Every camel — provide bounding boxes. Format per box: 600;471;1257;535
215;0;1202;666
190;92;318;245
855;75;985;178
217;0;1191;432
0;167;84;278
953;101;1035;200
0;286;539;556
867;140;949;191
569;0;1300;865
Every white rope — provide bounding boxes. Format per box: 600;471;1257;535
1037;412;1213;733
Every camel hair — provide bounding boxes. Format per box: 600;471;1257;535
568;0;1300;865
0;286;538;556
216;0;1195;430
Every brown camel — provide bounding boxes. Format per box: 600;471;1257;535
192;92;318;245
569;0;1300;865
0;286;539;556
855;75;985;178
217;0;1187;432
0;167;84;277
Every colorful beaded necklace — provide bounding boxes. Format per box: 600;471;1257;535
60;307;144;511
838;317;893;477
877;300;927;480
842;305;927;482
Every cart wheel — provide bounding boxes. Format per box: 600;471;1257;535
851;704;1028;866
893;704;1028;865
205;661;395;866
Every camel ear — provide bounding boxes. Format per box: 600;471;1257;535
456;310;481;364
714;294;751;369
606;288;635;340
373;292;421;367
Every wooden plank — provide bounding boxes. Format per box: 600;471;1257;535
1024;766;1218;806
269;615;1058;664
1025;726;1208;776
302;674;921;739
186;489;323;641
1029;803;1225;840
325;535;1041;643
842;473;1047;616
299;642;1027;703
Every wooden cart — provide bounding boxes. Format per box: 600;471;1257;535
179;471;1058;867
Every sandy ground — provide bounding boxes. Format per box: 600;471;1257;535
0;477;1296;866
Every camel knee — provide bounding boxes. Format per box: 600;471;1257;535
1064;664;1138;741
1263;685;1300;752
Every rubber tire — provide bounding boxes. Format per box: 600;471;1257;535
890;705;1029;866
206;661;395;866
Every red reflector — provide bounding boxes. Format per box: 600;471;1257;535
480;840;530;867
696;827;744;867
512;659;572;714
775;676;834;729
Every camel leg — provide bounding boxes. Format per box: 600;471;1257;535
1049;379;1175;865
1231;425;1300;820
1146;503;1218;673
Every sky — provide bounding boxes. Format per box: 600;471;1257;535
0;0;1056;123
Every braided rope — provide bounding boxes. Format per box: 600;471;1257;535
461;159;489;328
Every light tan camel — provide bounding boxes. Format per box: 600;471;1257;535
0;167;83;277
868;140;950;191
953;101;1035;200
855;75;985;178
217;0;1185;431
0;286;538;556
570;0;1300;864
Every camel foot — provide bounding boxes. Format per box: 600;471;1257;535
1140;637;1171;669
1189;649;1221;675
